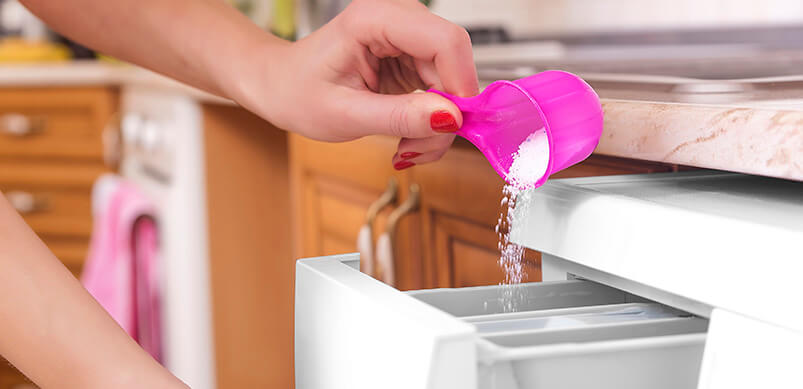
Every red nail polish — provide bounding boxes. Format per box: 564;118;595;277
400;152;421;159
394;160;415;170
430;110;458;133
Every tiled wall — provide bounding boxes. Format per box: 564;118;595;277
431;0;803;36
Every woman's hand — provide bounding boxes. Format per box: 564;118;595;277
233;0;479;169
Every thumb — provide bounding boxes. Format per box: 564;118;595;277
344;90;463;139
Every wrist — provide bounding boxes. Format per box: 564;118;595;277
223;34;295;126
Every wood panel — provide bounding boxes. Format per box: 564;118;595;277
0;87;117;161
289;135;402;256
203;105;293;389
433;213;541;287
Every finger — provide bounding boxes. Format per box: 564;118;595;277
339;88;462;139
342;0;479;97
392;147;450;169
395;133;456;156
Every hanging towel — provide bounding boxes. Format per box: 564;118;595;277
81;174;163;362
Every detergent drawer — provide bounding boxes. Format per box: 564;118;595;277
295;253;708;389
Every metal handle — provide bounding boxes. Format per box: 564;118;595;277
6;191;50;214
365;178;399;225
0;113;45;137
375;184;420;284
386;184;420;242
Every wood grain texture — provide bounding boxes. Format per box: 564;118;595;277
0;87;117;161
203;105;293;389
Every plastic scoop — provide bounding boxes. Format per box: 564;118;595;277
429;70;603;189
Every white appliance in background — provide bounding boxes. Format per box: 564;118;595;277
429;0;803;38
118;85;216;389
295;171;803;389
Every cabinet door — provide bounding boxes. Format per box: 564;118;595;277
412;141;673;288
290;135;412;260
410;141;542;288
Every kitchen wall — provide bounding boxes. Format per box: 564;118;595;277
431;0;803;37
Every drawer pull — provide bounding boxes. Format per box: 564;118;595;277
376;184;420;284
365;178;398;225
385;184;420;240
6;191;50;214
359;178;398;275
0;113;45;137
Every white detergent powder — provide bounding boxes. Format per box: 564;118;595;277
496;129;549;312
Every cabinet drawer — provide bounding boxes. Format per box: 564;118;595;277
295;254;709;389
0;87;115;160
0;160;106;189
2;186;92;239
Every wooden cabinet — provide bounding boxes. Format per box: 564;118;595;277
203;105;295;389
290;135;676;291
0;87;116;387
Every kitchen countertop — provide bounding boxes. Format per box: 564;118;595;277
0;61;233;104
2;61;802;181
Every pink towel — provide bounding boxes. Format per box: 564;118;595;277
81;175;163;362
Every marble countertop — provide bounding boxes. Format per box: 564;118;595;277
2;61;801;181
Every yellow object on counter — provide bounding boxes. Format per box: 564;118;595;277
272;0;295;40
0;38;71;63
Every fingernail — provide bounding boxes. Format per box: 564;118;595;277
400;152;421;159
430;110;458;133
394;160;415;170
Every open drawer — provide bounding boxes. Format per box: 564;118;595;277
296;172;803;389
295;254;708;389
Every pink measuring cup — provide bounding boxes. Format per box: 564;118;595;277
429;70;603;188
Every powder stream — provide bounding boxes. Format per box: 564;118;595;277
496;129;549;312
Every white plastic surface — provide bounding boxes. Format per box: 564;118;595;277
468;303;684;333
512;171;803;332
478;318;707;389
295;254;477;389
407;279;629;317
698;309;803;389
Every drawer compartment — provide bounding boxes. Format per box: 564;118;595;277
466;302;687;334
295;254;709;389
407;279;638;317
478;318;707;389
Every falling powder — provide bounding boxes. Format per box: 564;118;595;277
496;129;549;312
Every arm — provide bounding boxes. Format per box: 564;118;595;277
0;195;187;389
21;0;479;164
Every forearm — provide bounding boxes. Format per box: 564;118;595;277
0;194;186;389
20;0;287;99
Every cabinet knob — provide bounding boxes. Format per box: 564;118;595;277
6;191;50;214
0;113;45;137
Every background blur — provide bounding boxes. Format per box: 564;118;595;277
0;0;801;388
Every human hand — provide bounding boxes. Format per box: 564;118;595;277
233;0;479;169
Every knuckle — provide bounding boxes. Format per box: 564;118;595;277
447;25;471;46
388;103;412;138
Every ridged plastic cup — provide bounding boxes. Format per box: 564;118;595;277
429;70;603;189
